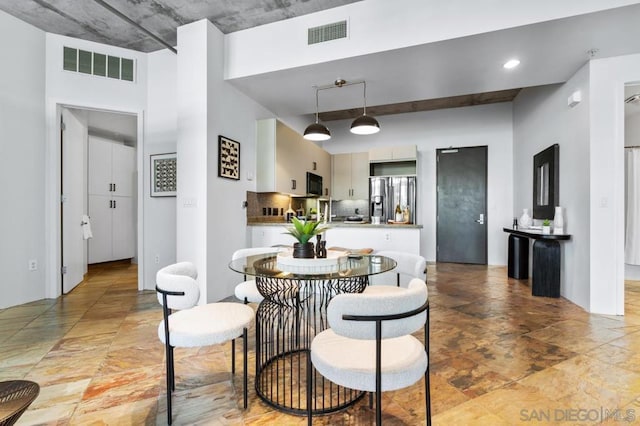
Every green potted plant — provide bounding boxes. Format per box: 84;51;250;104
284;217;328;258
542;219;551;234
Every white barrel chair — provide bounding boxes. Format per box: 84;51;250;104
232;247;283;304
368;250;427;288
307;278;431;426
156;262;254;425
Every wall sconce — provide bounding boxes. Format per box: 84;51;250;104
303;79;380;141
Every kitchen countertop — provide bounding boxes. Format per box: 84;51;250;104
247;221;422;229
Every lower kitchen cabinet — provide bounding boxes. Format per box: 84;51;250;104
88;194;135;263
249;225;420;254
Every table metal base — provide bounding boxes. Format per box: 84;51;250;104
255;276;368;415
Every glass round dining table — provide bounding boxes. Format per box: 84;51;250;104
229;250;396;416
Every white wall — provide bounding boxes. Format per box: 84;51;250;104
0;11;46;308
225;0;640;79
44;34;148;299
144;50;178;290
177;20;273;303
589;53;640;314
320;102;513;265
513;66;591;311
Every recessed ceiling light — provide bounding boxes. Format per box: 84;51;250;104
503;59;520;69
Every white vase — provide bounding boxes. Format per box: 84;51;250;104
519;208;532;229
553;206;564;234
542;225;551;234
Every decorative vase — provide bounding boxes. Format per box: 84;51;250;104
315;235;324;258
542;225;551;234
519;208;532;229
553;206;564;234
317;241;327;259
293;242;315;259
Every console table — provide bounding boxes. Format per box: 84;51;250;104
503;228;571;297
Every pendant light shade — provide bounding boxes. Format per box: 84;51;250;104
304;87;331;141
350;114;380;135
304;79;380;139
304;122;331;141
350;80;380;135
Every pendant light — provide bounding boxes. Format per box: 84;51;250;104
303;88;331;141
350;81;380;135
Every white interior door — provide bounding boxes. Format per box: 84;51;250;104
61;108;87;293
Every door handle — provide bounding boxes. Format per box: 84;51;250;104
475;213;485;225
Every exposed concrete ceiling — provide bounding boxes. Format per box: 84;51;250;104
3;1;640;120
0;0;362;52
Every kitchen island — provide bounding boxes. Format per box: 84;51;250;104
249;222;422;254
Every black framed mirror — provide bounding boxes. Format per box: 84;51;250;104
533;144;559;219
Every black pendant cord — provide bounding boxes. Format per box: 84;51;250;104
91;0;177;53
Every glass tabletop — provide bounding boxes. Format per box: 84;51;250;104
228;251;396;280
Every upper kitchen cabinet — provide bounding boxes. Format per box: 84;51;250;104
369;144;417;162
332;152;369;200
257;118;331;196
306;142;331;196
369;144;418;176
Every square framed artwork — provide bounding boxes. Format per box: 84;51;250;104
151;153;177;197
218;135;240;180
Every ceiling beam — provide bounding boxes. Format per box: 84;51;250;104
319;88;521;121
91;0;177;53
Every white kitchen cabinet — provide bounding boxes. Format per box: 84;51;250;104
331;152;369;200
257;119;331;196
88;136;136;263
307;142;331;196
251;225;296;248
369;145;417;162
249;225;420;254
88;136;135;196
326;227;420;254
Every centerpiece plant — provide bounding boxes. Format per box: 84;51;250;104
284;217;328;258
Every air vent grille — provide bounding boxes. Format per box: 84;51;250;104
308;20;347;45
63;46;135;82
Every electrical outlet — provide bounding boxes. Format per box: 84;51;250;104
384;233;390;241
28;259;37;271
155;255;160;264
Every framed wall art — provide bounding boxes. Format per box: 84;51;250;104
218;135;240;180
151;153;177;197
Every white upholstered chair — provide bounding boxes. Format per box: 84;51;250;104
232;247;282;304
156;262;254;425
368;250;427;287
307;278;431;426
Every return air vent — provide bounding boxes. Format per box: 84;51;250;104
63;46;135;82
308;20;348;45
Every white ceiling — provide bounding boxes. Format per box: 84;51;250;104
227;4;640;119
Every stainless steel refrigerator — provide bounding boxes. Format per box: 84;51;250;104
369;176;417;224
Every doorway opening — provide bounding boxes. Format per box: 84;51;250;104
60;106;138;295
624;83;640;311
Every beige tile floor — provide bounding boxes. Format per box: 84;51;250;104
2;261;640;425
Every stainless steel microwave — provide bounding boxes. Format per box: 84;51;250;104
306;172;323;196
